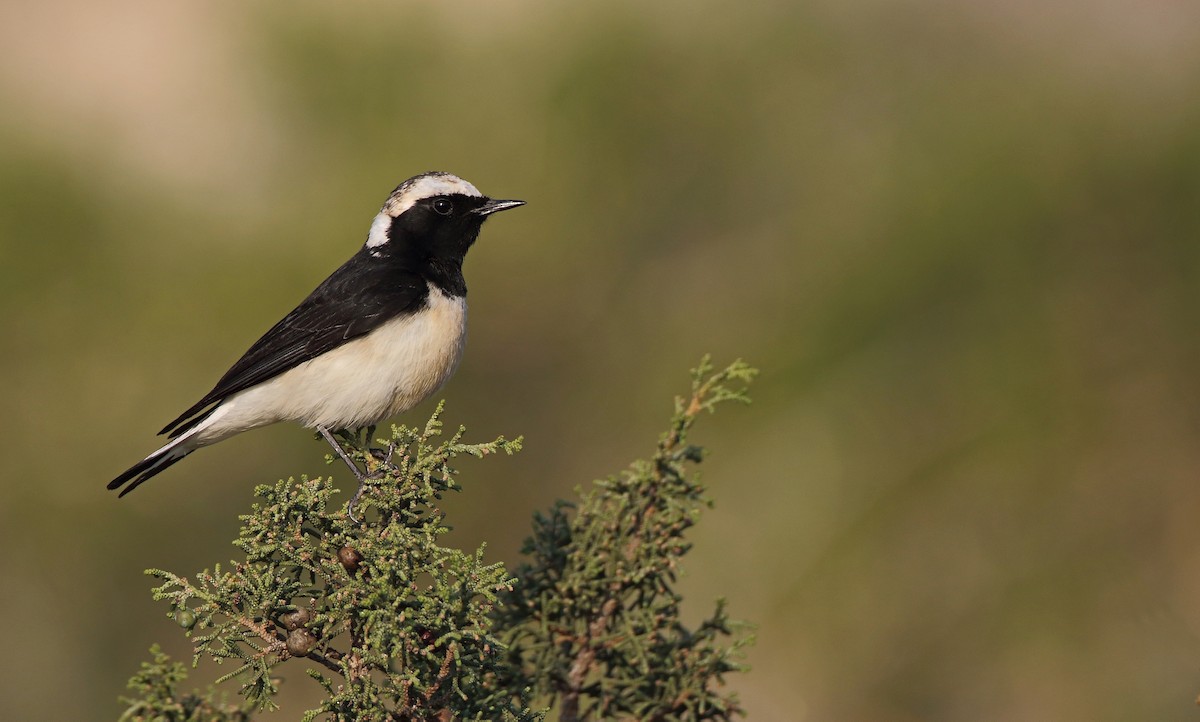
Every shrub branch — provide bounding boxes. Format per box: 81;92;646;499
119;358;756;722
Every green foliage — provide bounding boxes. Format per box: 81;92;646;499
142;406;534;721
119;644;254;721
121;360;755;721
497;358;757;721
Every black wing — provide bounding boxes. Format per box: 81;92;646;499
160;250;430;438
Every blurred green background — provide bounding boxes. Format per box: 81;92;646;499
2;0;1200;719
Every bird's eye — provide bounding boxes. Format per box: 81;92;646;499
432;198;453;216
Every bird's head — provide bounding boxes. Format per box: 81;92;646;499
365;171;524;259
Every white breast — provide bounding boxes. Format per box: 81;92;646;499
191;284;467;445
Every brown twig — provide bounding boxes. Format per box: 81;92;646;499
304;648;343;674
560;598;619;722
425;644;456;703
237;614;286;655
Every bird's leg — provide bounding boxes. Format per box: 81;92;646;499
317;425;364;479
362;424;389;463
317;425;369;523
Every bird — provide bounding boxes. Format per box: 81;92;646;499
108;171;524;504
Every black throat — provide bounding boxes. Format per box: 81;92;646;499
376;217;481;299
423;256;467;298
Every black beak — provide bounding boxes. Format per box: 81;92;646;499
474;198;526;216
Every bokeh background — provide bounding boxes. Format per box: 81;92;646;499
2;0;1199;719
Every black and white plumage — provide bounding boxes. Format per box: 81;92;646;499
108;171;523;498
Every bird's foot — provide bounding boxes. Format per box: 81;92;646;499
369;441;399;464
346;467;389;523
317;425;371;523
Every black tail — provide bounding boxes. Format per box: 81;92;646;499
107;447;191;498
